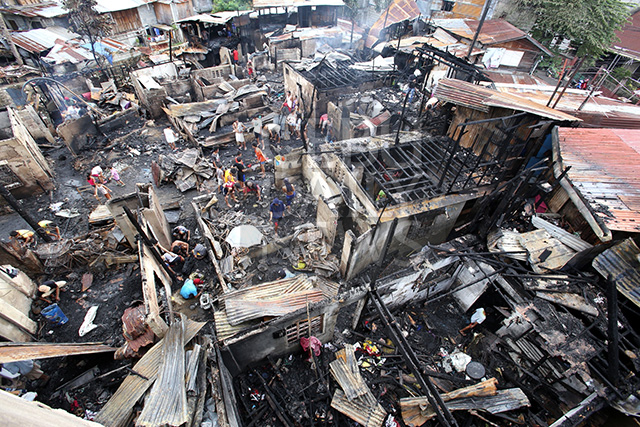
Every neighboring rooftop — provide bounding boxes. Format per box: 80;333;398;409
554;127;640;233
612;8;640;61
434;78;579;121
252;0;344;8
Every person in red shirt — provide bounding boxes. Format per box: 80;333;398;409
233;49;239;64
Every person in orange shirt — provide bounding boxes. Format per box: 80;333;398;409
253;142;267;177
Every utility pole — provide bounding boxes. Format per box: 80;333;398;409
465;0;492;61
0;14;23;66
0;184;53;243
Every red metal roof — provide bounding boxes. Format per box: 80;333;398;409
434;78;578;121
556;128;640;233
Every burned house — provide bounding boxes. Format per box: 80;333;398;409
254;0;345;29
283;58;382;122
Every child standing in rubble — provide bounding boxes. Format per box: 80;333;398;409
233;120;246;150
94;183;112;202
109;165;125;186
252;142;267;177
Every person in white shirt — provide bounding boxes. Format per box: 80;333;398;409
459;307;486;336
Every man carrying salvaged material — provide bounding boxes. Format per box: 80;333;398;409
459;307;486;336
233;120;246;150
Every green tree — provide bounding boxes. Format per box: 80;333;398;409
63;0;112;70
211;0;251;13
518;0;630;58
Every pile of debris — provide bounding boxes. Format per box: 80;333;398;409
156;148;215;192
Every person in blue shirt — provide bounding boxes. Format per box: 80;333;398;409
180;278;198;299
269;197;286;235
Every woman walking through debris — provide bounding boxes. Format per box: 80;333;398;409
282;178;296;210
233;120;246;150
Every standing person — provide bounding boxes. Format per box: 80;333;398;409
216;166;224;193
325;118;334;143
223;180;239;207
211;148;221;168
164;127;178;150
294;113;302;140
110;165;125;186
95;183;112;201
318;113;329;134
253;142;267;177
252;115;263;148
233;120;246;150
233;157;246;188
91;165;105;184
247;59;255;81
233;48;239;64
87;173;96;187
286;112;297;139
282;178;296;210
269;197;286;235
459;308;486;336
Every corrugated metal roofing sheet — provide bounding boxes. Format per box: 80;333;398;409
93;0;153;13
593;238;640;308
365;0;420;48
434;18;552;55
215;275;340;334
0;2;67;18
490;83;640;129
434;78;579;121
253;0;344;8
613;9;640;61
555;128;640;233
12;26;79;53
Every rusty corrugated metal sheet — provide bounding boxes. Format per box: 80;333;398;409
0;342;115;363
593;238;640;308
12;27;79;54
556;127;640;233
434;78;579;121
365;0;420;47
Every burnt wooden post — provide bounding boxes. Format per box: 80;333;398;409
607;275;620;386
0;184;53;243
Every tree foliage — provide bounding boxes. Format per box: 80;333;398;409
211;0;251;13
518;0;630;58
63;0;112;67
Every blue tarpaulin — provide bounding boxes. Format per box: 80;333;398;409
81;41;116;64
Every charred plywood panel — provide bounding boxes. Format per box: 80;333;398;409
0;108;54;198
140;184;172;249
317;197;339;247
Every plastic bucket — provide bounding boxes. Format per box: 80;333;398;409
274;155;285;167
41;303;68;325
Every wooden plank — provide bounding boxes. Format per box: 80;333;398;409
531;215;592;252
0;388;102;426
0;296;36;334
0;342;115;363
